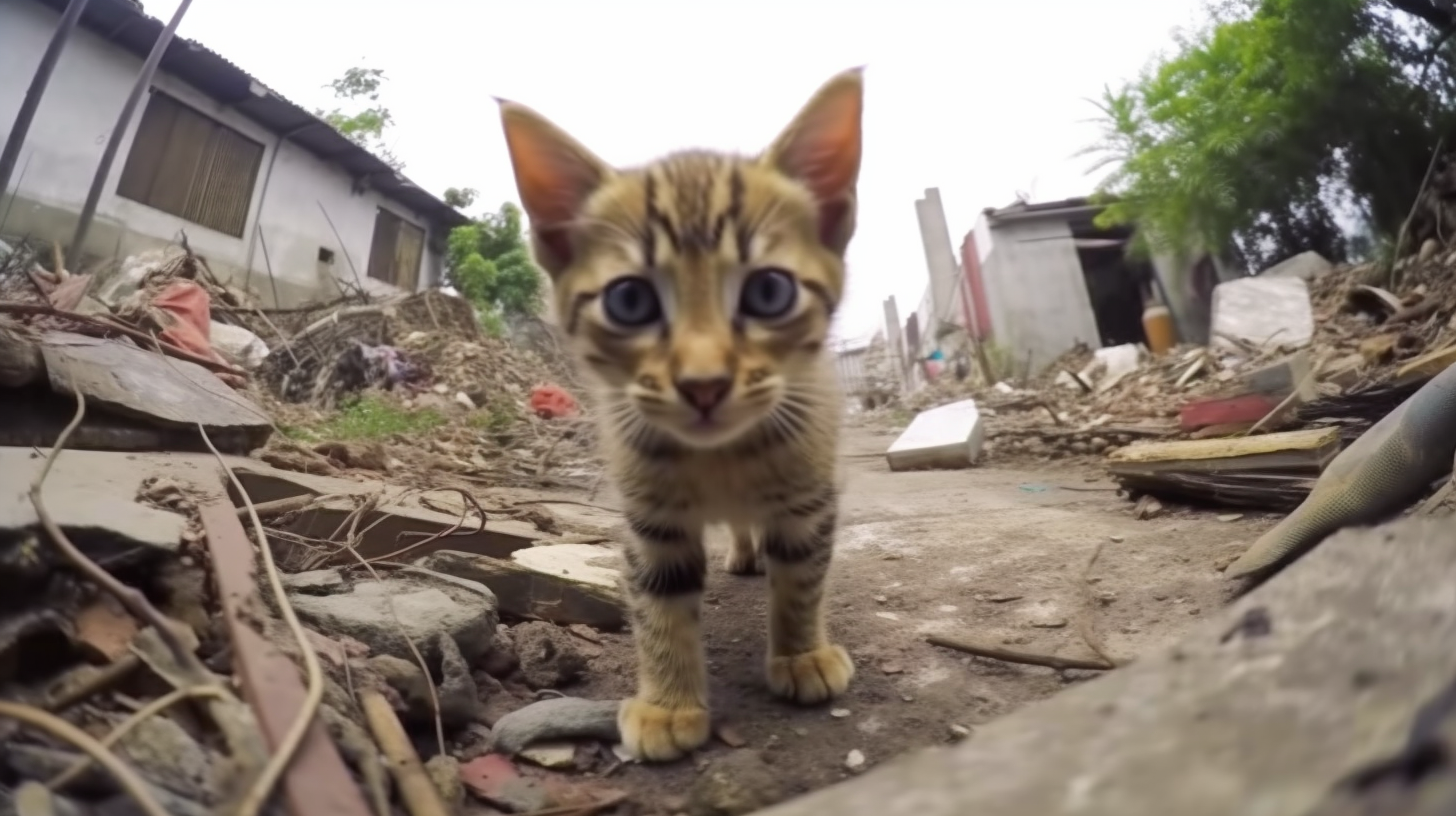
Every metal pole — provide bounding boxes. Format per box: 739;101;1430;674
69;0;195;262
0;0;92;199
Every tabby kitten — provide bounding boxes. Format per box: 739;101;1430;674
496;68;864;762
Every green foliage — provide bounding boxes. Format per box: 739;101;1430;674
444;187;478;210
316;65;402;170
446;201;545;320
301;394;444;441
1085;0;1456;269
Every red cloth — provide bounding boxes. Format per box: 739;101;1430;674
150;281;243;386
530;383;579;419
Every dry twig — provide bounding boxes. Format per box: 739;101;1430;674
1074;542;1126;669
360;690;451;816
926;634;1112;672
0;701;170;816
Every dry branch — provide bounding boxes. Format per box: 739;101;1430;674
926;635;1113;672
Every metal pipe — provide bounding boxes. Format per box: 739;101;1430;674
0;0;92;199
69;0;195;262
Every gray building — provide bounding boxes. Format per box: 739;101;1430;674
1;0;468;306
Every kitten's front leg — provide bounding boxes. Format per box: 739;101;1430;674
618;514;711;762
724;523;763;575
763;497;854;703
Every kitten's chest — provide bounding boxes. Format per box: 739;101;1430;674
621;443;832;521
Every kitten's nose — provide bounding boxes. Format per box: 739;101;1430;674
675;376;732;414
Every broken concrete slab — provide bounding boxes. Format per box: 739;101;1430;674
418;547;626;630
39;331;270;454
219;459;543;560
1259;250;1333;281
286;566;499;664
757;517;1456;816
886;399;985;471
1211;276;1314;352
0;446;187;567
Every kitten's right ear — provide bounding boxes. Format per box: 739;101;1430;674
497;99;612;276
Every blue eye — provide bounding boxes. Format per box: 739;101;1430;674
739;268;797;319
602;277;662;326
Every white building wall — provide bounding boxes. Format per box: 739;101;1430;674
0;0;442;306
980;217;1102;371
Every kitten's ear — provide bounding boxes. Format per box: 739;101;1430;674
497;99;612;276
763;67;865;253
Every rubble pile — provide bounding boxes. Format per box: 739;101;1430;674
888;249;1456;480
0;237;643;814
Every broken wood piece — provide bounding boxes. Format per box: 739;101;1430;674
361;690;451;816
199;502;372;816
927;635;1113;672
232;494;318;521
418;548;626;630
1107;428;1342;476
1395;344;1456;386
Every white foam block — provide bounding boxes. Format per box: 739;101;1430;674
885;399;985;472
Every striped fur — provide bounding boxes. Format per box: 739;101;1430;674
498;68;864;762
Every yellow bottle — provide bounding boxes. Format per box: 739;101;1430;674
1142;301;1176;355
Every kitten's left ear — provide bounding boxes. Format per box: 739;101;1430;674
764;67;865;254
497;99;613;276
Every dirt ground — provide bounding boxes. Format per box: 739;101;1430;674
527;424;1278;814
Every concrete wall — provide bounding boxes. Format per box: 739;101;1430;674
979;217;1102;371
0;0;443;306
914;188;961;338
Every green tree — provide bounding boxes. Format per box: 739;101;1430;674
316;65;402;170
446;201;545;326
443;187;478;210
1085;0;1456;270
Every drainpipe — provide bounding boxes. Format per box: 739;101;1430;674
0;0;92;200
243;121;314;280
69;0;195;262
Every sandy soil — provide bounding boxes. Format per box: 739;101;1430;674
475;424;1279;815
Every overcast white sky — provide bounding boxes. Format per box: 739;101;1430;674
144;0;1207;341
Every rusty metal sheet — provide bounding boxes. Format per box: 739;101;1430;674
200;501;371;816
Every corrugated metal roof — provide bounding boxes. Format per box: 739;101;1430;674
27;0;470;232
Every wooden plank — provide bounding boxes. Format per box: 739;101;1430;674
1108;428;1341;465
200;502;372;816
1395;345;1456;385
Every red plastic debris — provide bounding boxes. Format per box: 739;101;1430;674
530;383;579;419
149;280;243;386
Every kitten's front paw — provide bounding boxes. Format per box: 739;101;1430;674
617;697;710;762
723;549;764;575
767;644;854;704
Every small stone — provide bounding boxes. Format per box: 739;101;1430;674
1031;617;1068;629
901;694;915;703
845;749;867;771
611;744;636;763
948;724;972;741
830;708;851;718
715;723;748;748
519;742;577;769
513;621;588;689
425;755;464;808
873;595;888;604
938;604;958;613
875;612;899;621
880;662;905;675
986;593;1024;603
455;391;477;410
1217;513;1244;522
1109;535;1125;543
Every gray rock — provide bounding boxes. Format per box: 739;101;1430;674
482;623;519;679
688;750;788;816
282;569;345;594
367;655;435;720
513;621;587;690
288;567;497;664
436;632;482;726
114;714;213;801
425;755;465;810
491;696;622;755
